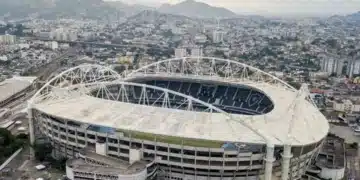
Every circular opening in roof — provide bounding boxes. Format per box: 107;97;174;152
90;78;274;115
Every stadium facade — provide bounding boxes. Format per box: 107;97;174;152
28;57;329;180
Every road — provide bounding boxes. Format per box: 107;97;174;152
1;48;75;110
1;147;30;180
3;91;35;109
35;48;77;81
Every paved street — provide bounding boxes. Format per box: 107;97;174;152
1;147;31;180
329;124;359;143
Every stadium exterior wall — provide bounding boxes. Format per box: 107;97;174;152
28;61;329;180
31;108;324;180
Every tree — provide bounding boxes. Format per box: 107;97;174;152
214;50;226;58
14;24;24;36
50;157;68;171
350;142;358;149
325;39;338;48
0;128;14;145
33;141;53;162
114;65;127;74
16;133;28;140
0;128;26;163
162;30;173;38
288;81;301;90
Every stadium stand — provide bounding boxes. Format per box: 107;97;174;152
99;79;275;115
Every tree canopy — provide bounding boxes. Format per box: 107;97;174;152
0;128;27;163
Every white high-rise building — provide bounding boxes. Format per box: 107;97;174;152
0;34;16;44
212;30;224;43
50;41;59;50
52;29;77;41
347;59;360;78
191;48;203;57
68;32;78;41
320;58;343;76
175;48;187;58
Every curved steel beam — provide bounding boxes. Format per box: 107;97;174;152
30;64;121;104
124;56;296;91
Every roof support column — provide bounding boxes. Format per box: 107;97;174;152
281;144;293;180
28;102;35;159
264;143;275;180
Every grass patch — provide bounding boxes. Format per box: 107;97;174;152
117;129;224;148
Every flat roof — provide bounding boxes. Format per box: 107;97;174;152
33;81;329;146
317;136;345;169
0;76;36;103
70;150;146;175
68;159;137;175
80;150;130;168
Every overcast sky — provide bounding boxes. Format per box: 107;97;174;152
106;0;360;17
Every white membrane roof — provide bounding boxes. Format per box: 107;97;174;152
33;80;329;146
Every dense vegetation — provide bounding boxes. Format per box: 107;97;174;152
33;139;67;171
0;128;28;164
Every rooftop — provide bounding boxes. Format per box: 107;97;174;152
33;80;329;146
316;135;345;169
67;159;135;176
69;150;147;175
79;149;131;168
0;76;37;103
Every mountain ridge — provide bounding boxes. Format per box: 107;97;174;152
157;0;237;18
0;0;122;19
106;1;154;16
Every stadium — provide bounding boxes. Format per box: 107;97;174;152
28;57;329;180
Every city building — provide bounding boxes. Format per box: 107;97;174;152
333;99;360;113
50;41;58;50
29;58;329;180
174;48;187;58
0;34;16;44
50;29;78;41
0;56;8;62
320;58;343;76
347;59;360;78
212;30;224;43
305;135;345;180
190;48;203;57
194;34;207;43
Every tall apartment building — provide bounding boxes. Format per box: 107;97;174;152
0;34;16;44
191;48;203;57
320;58;343;76
347;59;360;78
174;48;187;58
51;29;78;41
212;30;224;43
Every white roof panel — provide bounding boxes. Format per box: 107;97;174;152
33;81;329;146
